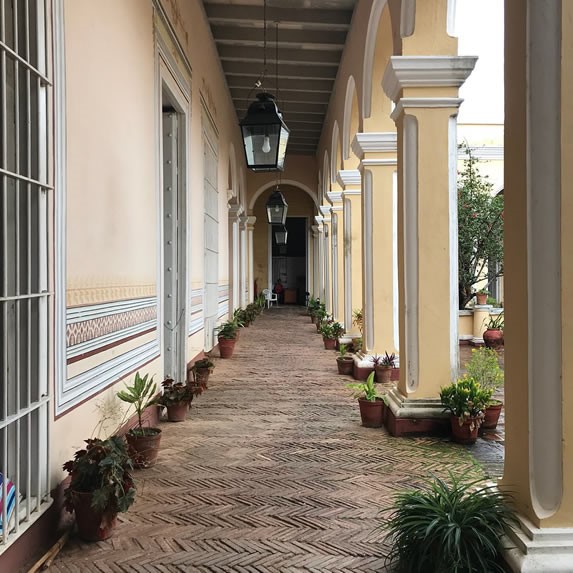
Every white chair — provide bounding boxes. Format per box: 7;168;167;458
262;288;278;308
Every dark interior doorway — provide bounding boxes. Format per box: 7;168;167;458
271;217;307;305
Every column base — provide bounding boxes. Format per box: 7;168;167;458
504;516;573;572
471;337;485;346
352;352;401;380
385;388;449;437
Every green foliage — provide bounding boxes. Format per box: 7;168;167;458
458;145;504;309
381;351;396;367
465;347;503;395
338;343;348;357
308;297;321;314
320;320;344;339
485;312;504;330
352;309;363;334
486;296;500;306
155;377;199;407
191;357;214;372
440;376;492;421
314;304;328;323
217;320;238;340
63;436;135;514
385;473;518;573
347;372;380;402
116;372;157;433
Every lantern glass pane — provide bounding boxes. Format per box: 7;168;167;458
241;124;281;170
276;126;289;171
267;204;286;225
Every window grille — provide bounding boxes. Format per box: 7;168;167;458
0;0;52;548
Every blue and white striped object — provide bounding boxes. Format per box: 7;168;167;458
0;473;16;533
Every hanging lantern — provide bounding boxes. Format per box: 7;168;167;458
274;224;288;245
266;186;288;225
240;93;290;172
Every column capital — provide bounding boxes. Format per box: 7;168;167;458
311;224;321;237
246;216;256;230
352;132;397;161
314;215;324;227
228;204;243;218
327;191;343;204
382;55;478;102
337;169;361;189
319;205;332;219
330;205;343;214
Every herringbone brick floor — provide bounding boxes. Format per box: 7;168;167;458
50;307;488;572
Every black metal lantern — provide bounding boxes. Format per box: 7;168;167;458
274;224;288;245
266;186;288;225
240;93;290;172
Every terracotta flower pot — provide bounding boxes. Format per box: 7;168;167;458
166;403;189;422
193;367;211;389
375;365;392;383
71;491;117;542
481;400;503;430
323;337;337;350
476;293;488;305
218;337;236;358
450;415;481;445
483;328;503;350
126;428;162;469
311;315;317;324
358;398;385;428
390;367;400;382
337;356;354;375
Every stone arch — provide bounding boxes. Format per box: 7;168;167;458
227;142;238;201
342;76;360;161
322;150;330;204
248;179;319;212
330;121;342;185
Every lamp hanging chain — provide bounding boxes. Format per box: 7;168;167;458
263;0;267;77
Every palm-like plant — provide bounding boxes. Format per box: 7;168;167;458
385;474;517;572
117;372;157;435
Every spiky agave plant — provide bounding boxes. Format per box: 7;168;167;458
384;474;517;573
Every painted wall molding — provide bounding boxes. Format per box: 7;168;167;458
352;132;398;159
327;191;343;203
337;169;361;188
390;97;464;121
382;55;478;103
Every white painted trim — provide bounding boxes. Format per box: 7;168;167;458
362;158;398;167
400;0;416;38
319;206;331;217
342;75;357;160
362;0;388;119
447;0;458;37
382;55;477;102
248;179;319;211
343;197;353;331
327;191;343;204
363;170;374;350
352;132;397;159
403;115;419;392
337;169;361;188
267;222;272;293
331;121;340;184
392;169;399;352
67;297;157;323
342;189;361;198
390;98;464;122
449;116;460;382
331;214;339;320
527;0;562;518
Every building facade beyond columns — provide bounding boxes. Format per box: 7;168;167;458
338;170;362;336
501;2;573;569
381;55;476;436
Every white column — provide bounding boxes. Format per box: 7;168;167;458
315;215;325;302
311;223;321;298
239;216;248;307
246;216;256;303
228;204;243;312
320;206;332;314
328;191;343;323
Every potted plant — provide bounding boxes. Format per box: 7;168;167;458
373;351;397;383
217;320;238;358
320;320;343;349
347;372;386;428
475;288;489;305
308;297;321;323
483;311;504;349
63;436;135;541
155;377;198;422
190;357;215;390
440;376;492;444
352;308;363;335
465;347;504;431
385;473;518;572
117;372;162;468
314;304;328;330
336;343;354;375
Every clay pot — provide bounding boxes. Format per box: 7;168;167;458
450;415;481;445
323;337;337;350
358;398;385;428
336;356;354;375
476;293;488;305
483;329;503;350
311;315;317;324
71;491;117;542
481;400;503;430
166;403;189;422
375;366;392;383
193;367;211;389
218;337;236;358
390;367;400;382
126;428;162;469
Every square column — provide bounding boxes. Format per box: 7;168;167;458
239;216;249;307
338;170;362;335
352;133;399;356
228;203;243;312
311;224;322;299
319;207;332;315
381;55;476;435
314;215;325;302
246;216;256;304
501;2;573;569
328;192;345;324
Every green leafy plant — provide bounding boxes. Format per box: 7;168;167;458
338;343;348;357
486;296;500;306
352;308;363;334
63;436;135;515
440;376;492;424
385;473;518;573
477;288;489;295
381;351;396;367
314;304;328;324
485;312;504;331
233;308;247;327
465;347;503;395
217;320;238;340
155;377;199;407
319;320;344;339
191;357;214;372
458;144;504;309
116;372;157;436
308;297;321;315
347;372;381;402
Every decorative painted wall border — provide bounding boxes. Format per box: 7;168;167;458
57;338;160;416
189;287;204;335
66;297;157;361
218;284;229;319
